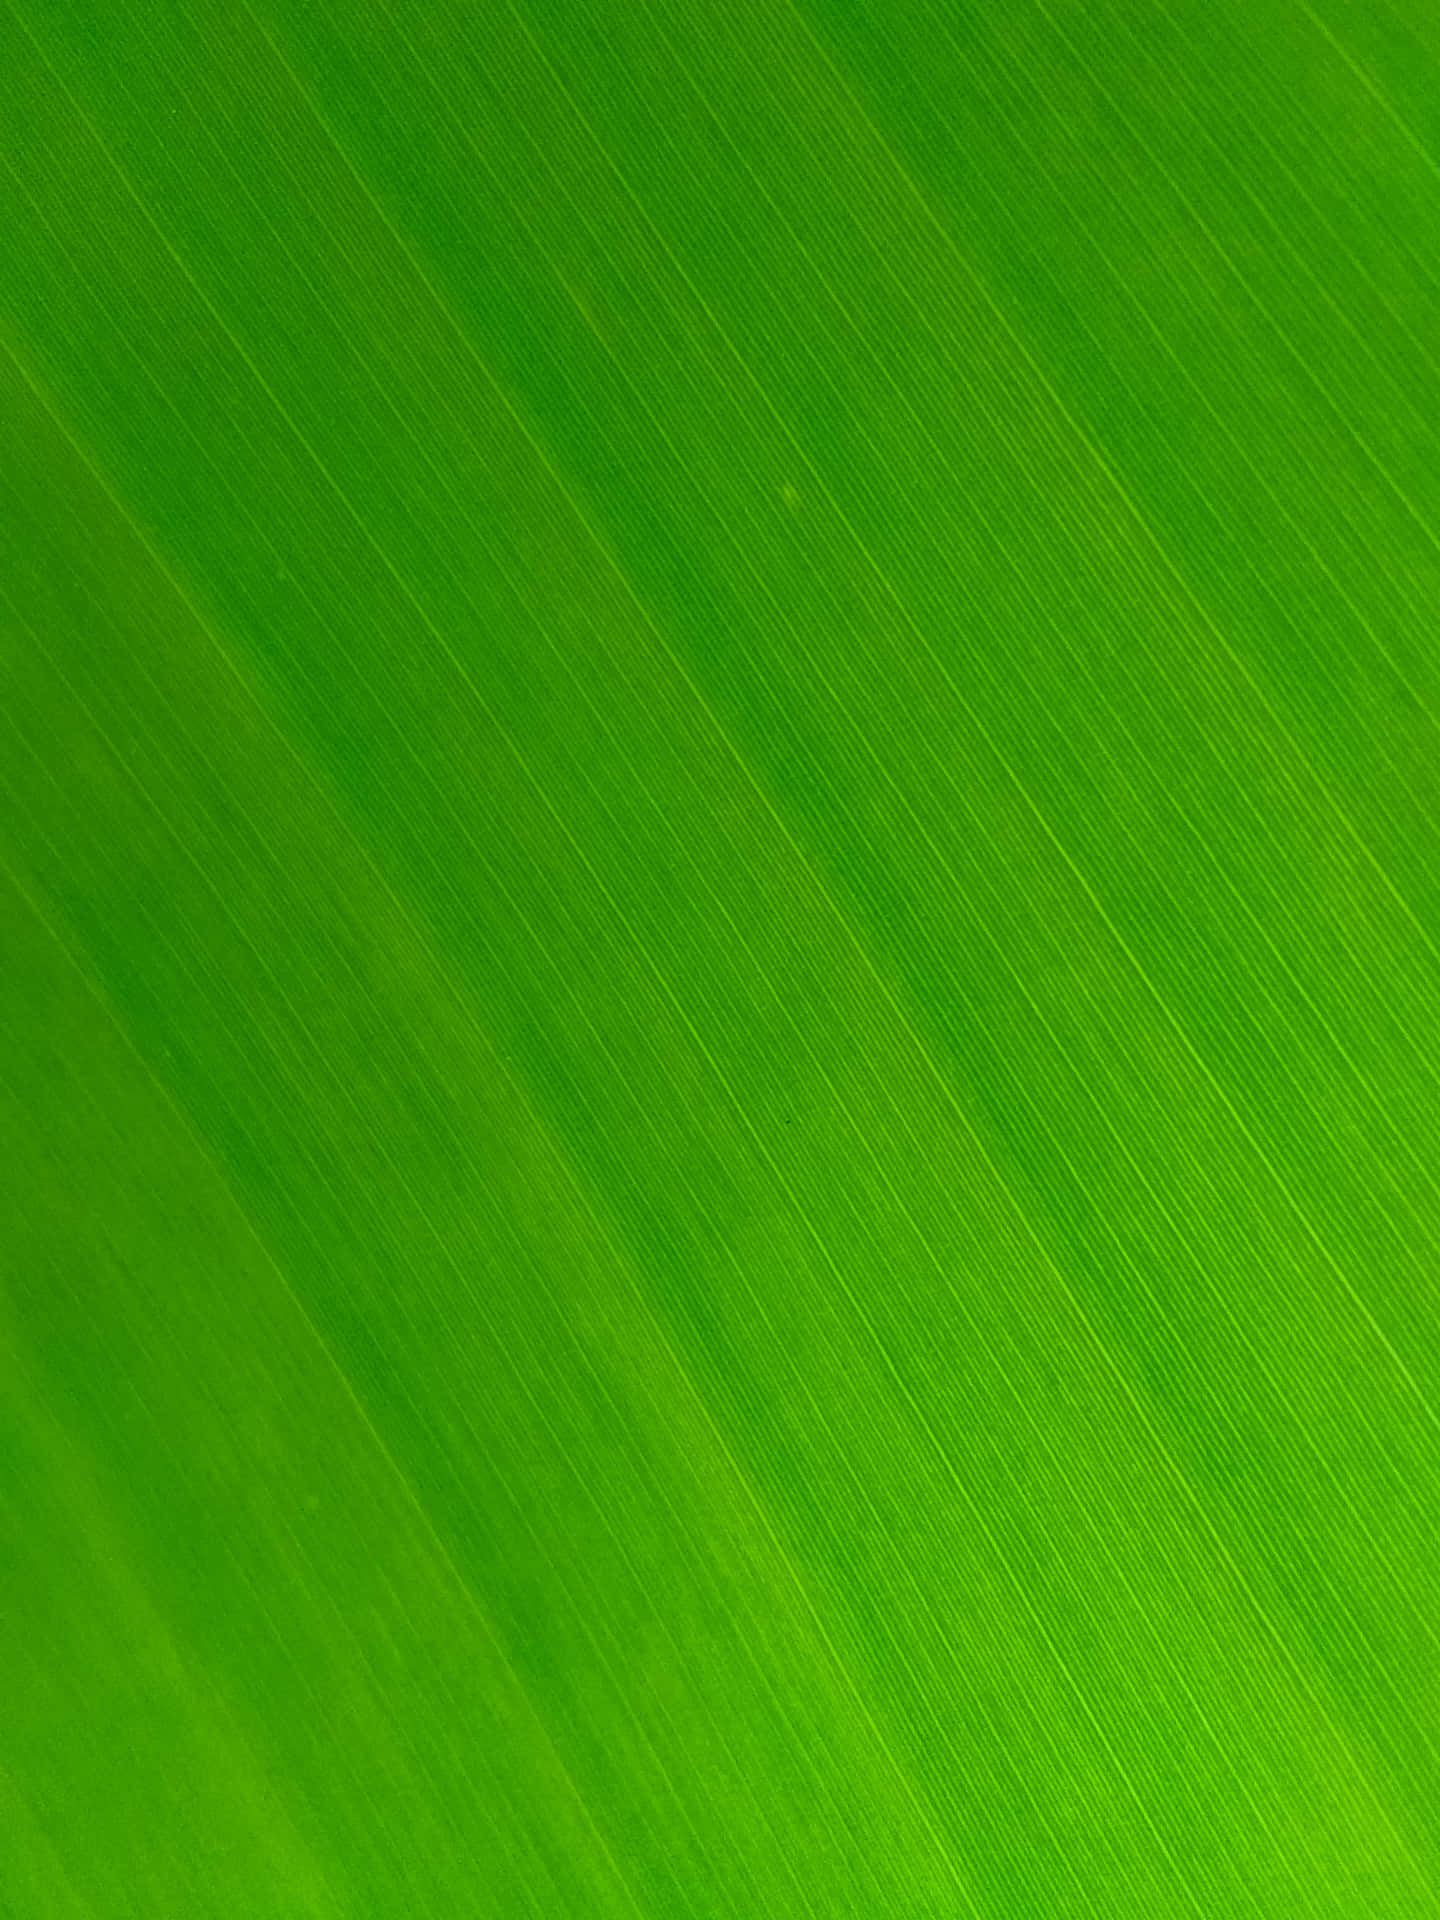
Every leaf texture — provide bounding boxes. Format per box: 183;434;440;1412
3;0;1440;1914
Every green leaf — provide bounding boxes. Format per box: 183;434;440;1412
4;0;1440;1913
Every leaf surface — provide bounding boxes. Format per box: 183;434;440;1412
3;0;1440;1913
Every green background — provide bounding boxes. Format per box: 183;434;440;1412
3;0;1440;1912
